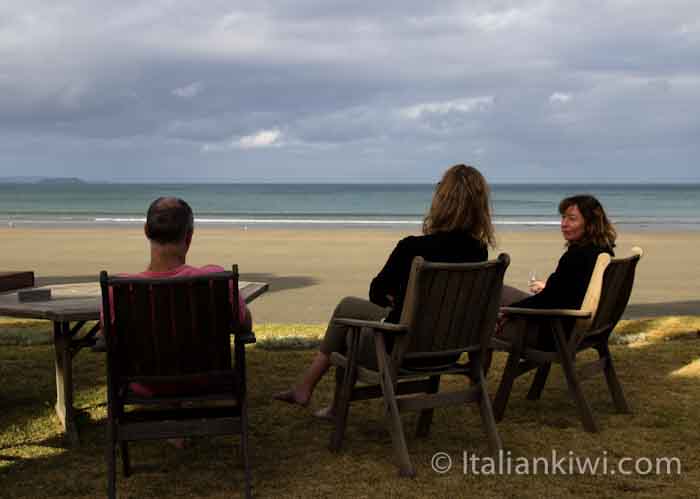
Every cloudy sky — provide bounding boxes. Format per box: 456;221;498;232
1;1;699;182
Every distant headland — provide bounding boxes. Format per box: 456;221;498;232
0;177;86;184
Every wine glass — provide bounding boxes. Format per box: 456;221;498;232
528;269;538;287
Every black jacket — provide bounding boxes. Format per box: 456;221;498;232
513;243;615;311
369;231;488;323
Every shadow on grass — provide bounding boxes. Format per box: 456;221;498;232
624;300;700;319
1;324;698;498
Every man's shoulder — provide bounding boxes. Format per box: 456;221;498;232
122;264;227;279
176;264;227;276
194;264;227;273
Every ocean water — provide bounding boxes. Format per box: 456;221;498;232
0;183;698;230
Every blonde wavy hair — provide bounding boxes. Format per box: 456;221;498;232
423;164;496;248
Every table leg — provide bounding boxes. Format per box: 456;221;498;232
54;321;80;447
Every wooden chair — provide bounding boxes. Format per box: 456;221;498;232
100;267;254;499
491;248;643;432
328;254;510;476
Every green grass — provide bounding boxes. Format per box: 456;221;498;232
254;323;324;350
1;318;699;498
612;316;700;345
0;317;53;345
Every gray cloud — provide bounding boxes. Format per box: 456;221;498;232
0;1;698;181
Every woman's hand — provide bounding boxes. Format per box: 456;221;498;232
385;294;395;306
528;280;546;294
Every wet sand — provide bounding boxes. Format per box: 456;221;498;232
1;226;698;322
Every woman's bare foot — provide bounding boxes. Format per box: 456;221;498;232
312;405;335;422
272;388;310;407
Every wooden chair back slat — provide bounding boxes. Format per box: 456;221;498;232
111;283;154;377
415;267;447;352
191;280;213;370
211;279;234;368
151;284;174;375
574;253;611;331
173;283;196;373
589;248;642;337
443;272;468;349
465;265;496;347
398;255;509;362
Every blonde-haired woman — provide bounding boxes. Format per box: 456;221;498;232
274;164;496;414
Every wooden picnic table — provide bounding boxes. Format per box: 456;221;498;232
0;280;268;446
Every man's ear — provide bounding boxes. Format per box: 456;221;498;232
144;223;149;238
184;229;193;250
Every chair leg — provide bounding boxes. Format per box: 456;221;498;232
234;341;253;499
482;349;494;378
493;318;532;421
379;367;415;477
330;326;364;452
329;363;355;452
475;363;503;456
370;332;415;477
526;363;551;401
329;329;361;454
554;322;599;433
597;343;631;414
240;399;252;499
415;375;440;438
121;441;131;477
106;427;117;499
330;365;345;419
492;351;520;422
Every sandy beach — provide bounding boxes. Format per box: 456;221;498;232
0;226;698;322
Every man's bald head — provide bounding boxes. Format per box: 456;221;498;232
145;197;194;244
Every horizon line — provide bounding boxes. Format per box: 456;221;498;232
1;177;700;185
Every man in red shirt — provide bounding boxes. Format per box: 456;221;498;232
126;197;252;398
105;196;252;331
136;196;251;330
105;197;253;448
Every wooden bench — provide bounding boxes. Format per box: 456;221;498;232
0;271;34;292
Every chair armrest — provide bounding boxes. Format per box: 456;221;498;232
234;330;257;345
500;306;591;319
333;317;409;334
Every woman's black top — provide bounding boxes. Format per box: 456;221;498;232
369;231;488;323
513;243;615;311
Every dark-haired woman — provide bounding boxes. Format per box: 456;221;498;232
499;194;617;346
274;164;496;412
